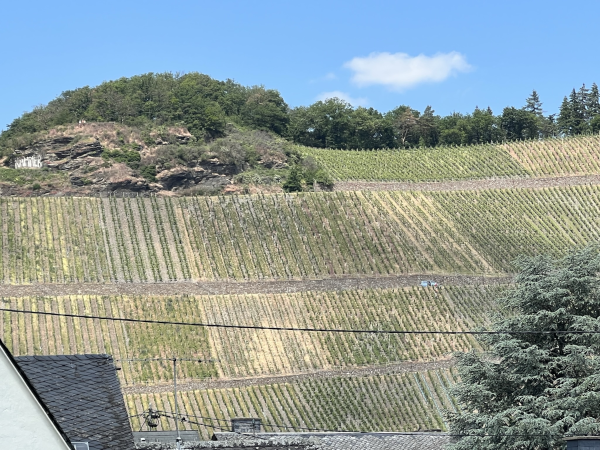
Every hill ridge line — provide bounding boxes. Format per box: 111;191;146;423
121;359;456;394
332;174;600;192
0;275;511;297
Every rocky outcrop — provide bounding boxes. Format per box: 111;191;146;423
156;165;232;191
12;136;103;171
5;135;239;195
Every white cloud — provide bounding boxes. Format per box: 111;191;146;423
344;51;472;91
316;91;368;107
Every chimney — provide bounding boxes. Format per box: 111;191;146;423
231;418;262;434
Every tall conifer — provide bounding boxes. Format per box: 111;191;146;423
448;245;600;450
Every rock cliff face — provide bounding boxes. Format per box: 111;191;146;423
6;136;236;195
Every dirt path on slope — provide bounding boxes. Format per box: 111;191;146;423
122;358;455;394
332;174;600;192
0;274;510;297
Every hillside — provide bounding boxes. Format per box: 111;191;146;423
1;110;600;436
2;181;600;431
1;71;598;196
1;286;496;434
1;186;600;284
303;134;600;182
0;122;313;196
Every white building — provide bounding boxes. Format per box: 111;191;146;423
14;154;43;169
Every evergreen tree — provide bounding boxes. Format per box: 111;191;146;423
569;88;587;134
588;83;600;117
557;96;573;135
578;84;591;121
282;165;303;192
524;90;544;117
447;245;600;450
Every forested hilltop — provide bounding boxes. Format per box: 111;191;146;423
3;72;600;151
1;72;600;196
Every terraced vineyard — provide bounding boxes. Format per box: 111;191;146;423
302;135;600;181
125;368;459;439
3;136;600;436
2;186;600;283
0;285;498;381
302;144;529;182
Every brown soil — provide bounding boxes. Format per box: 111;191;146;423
332;174;600;192
122;358;455;394
0;274;510;297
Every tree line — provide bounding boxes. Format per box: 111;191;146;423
2;72;599;150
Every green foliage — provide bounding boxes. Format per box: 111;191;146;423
0;72;288;145
501;107;539;140
0;167;67;186
1;74;599;155
300;156;333;187
151;144;205;170
102;148;141;164
448;245;600;449
139;165;157;181
239;86;289;134
282;164;303;192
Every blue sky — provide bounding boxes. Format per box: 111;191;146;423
2;0;598;130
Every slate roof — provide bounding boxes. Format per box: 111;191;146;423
308;433;453;449
212;432;454;449
15;354;135;450
136;432;454;449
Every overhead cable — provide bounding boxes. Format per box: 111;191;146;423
1;307;599;335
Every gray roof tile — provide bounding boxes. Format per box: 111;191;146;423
211;432;454;450
15;354;134;450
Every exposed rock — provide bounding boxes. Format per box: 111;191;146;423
156;166;202;190
12;137;103;170
175;134;191;144
198;158;239;176
103;177;149;193
4;132;241;196
156;165;233;191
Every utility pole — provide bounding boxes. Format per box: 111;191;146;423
116;356;216;447
173;357;181;450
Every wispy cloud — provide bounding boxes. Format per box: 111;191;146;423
316;91;368;107
310;72;338;83
344;51;472;91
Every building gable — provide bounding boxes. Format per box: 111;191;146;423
0;340;72;450
15;354;135;450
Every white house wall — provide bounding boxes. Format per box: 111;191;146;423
14;154;43;169
0;344;72;449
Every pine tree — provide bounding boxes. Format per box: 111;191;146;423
524;89;543;117
588;83;600;117
557;96;572;135
282;165;303;192
570;88;587;134
447;245;600;450
578;84;591;121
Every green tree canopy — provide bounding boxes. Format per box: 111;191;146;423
448;245;600;449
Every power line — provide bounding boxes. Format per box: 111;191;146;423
145;408;573;439
2;307;599;335
116;358;218;363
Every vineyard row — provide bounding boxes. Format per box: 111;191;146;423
1;185;600;283
0;286;499;381
125;368;459;439
301;134;600;181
